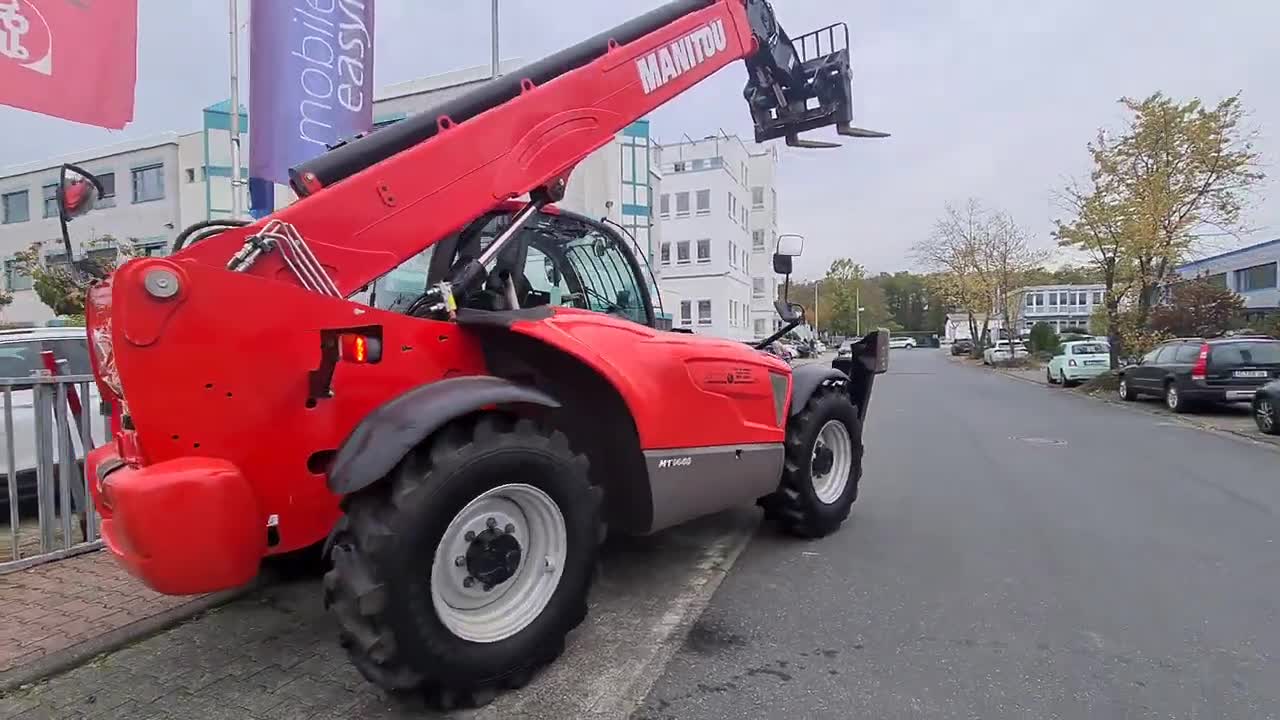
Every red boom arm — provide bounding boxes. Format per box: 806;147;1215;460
178;0;877;296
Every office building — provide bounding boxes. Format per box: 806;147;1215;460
1175;239;1279;323
653;133;781;341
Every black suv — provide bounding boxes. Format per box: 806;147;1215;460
1117;335;1280;412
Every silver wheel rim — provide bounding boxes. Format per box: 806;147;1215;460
811;420;853;505
1259;400;1275;431
430;483;567;644
1167;387;1178;409
1119;380;1127;398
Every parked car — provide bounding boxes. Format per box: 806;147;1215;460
1253;379;1280;435
1117;336;1280;413
888;336;917;350
983;339;1028;365
0;327;102;512
1046;340;1111;386
950;338;974;356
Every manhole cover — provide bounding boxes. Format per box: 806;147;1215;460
1011;436;1067;446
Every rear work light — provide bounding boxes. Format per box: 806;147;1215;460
1191;343;1209;381
339;333;382;364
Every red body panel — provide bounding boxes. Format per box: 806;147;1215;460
505;308;790;449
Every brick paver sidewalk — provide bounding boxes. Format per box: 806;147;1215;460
0;550;202;680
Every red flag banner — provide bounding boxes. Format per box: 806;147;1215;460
0;0;138;129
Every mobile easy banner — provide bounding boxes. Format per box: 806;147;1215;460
0;0;138;129
249;0;375;186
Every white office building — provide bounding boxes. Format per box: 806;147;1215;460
1013;283;1106;334
653;134;781;341
0;61;666;326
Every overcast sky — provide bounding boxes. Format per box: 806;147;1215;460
2;0;1277;280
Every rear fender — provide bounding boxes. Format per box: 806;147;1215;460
327;376;560;496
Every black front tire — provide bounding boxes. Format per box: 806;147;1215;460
324;414;602;710
1118;376;1137;401
761;389;863;539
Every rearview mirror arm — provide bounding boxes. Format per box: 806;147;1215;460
56;163;106;285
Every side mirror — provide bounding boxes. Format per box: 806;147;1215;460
774;300;804;324
772;233;803;275
56;164;104;280
58;164;102;224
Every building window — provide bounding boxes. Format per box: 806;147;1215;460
730;300;737;324
2;190;29;224
1204;272;1228;289
708;156;722;168
771;188;777;212
754;319;767;336
133;238;169;257
697;299;712;325
4;259;32;291
753;277;765;297
659;194;670;218
752;186;765;209
660;242;671;265
695;189;710;215
41;183;59;218
1025;293;1034;307
131;164;165;203
1092;291;1103;304
753;230;765;251
680;300;692;326
696;238;711;263
673;161;686;173
676;240;691;264
692;159;705;171
1236;262;1277;291
740;206;747;227
675;192;690;217
726;192;736;220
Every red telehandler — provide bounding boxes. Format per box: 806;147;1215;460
55;0;889;709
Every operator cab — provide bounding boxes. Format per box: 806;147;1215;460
351;205;658;327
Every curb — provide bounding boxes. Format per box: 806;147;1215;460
0;575;263;695
985;365;1280;455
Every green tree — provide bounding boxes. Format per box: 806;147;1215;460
1059;92;1264;368
11;237;131;316
822;259;888;337
1028;322;1060;355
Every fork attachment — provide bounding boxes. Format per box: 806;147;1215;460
741;0;888;148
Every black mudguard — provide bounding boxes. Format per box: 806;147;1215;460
327;375;560;495
830;329;889;423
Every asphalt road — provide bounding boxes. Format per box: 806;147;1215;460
637;349;1280;720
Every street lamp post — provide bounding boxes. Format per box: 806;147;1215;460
227;0;243;219
491;0;500;79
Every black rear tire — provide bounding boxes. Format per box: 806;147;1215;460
323;414;602;710
760;389;863;539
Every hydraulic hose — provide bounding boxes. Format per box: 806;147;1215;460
172;218;251;253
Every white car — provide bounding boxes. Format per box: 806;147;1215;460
0;327;103;512
983;339;1028;364
888;336;917;349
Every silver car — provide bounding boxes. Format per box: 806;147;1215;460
0;327;103;512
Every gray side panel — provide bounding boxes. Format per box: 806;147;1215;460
644;443;784;534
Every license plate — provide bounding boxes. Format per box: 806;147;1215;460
1085;360;1104;365
1233;370;1268;378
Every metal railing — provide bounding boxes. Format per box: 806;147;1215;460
1;372;110;573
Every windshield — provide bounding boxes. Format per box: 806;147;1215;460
0;338;92;378
1212;341;1280;366
1071;343;1109;355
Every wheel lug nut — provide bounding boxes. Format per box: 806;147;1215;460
464;531;476;542
454;555;466;567
544;557;556;573
504;523;516;534
483;583;493;592
486;517;498;529
463;577;475;588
